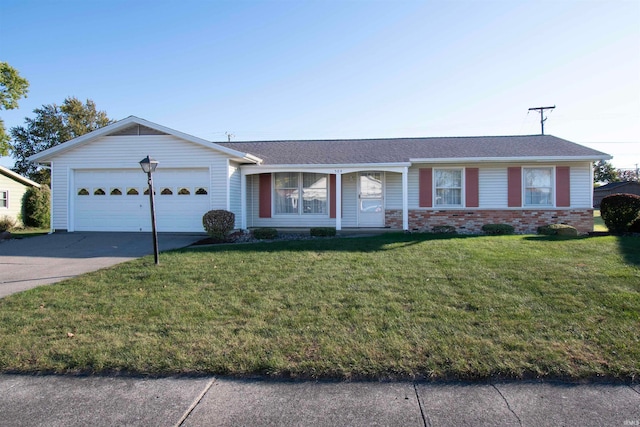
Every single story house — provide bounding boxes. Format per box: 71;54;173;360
28;116;611;234
593;181;640;208
0;165;41;227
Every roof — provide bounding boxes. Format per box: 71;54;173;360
219;134;611;165
594;181;640;191
0;165;41;188
28;116;262;164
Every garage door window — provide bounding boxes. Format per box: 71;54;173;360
195;187;208;195
161;188;173;195
178;188;190;195
77;188;89;196
110;188;122;195
127;188;139;195
94;188;106;195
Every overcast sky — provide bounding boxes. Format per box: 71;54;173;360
2;0;638;169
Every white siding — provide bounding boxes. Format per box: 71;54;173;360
341;173;358;227
384;172;403;209
49;135;235;231
479;167;508;208
0;175;31;226
569;163;592;208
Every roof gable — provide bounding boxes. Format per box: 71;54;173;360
0;165;41;188
28;116;262;164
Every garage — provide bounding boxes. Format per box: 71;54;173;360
73;168;210;232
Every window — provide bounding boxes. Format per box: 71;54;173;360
195;187;208;195
160;188;173;195
434;169;462;206
110;188;122;196
93;188;106;195
127;188;139;195
77;188;89;196
524;168;552;206
0;191;7;208
178;187;190;195
274;172;328;215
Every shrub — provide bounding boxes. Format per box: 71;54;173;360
22;185;50;228
310;227;336;237
252;228;278;240
537;224;578;237
629;217;640;233
481;224;515;235
202;210;235;241
432;225;457;234
0;215;17;232
600;193;640;234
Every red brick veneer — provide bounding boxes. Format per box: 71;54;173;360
385;209;594;234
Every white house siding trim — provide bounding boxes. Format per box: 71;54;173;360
229;161;242;228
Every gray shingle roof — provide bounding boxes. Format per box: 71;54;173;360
218;135;610;165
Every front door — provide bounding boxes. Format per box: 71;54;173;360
358;172;384;227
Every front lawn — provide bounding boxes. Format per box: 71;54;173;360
0;234;638;381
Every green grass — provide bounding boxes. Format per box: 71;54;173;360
1;234;638;381
594;210;608;232
8;227;50;238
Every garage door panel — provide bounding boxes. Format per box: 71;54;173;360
74;169;210;232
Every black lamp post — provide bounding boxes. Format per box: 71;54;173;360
139;155;159;265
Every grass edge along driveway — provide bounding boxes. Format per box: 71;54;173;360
0;234;638;381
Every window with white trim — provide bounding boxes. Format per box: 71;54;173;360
0;190;7;208
524;167;553;206
274;172;328;215
434;169;462;206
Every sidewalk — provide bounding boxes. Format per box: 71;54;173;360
1;374;638;426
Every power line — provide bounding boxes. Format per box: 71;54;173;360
528;105;555;135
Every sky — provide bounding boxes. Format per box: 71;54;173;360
1;0;639;170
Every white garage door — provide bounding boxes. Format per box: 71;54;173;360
73;169;210;232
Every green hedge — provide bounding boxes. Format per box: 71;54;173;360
310;227;336;237
481;224;515;235
537;224;578;237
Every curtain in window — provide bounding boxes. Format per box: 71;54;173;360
435;169;462;206
302;173;327;214
524;168;552;205
274;172;299;214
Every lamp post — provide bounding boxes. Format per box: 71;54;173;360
139;155;159;265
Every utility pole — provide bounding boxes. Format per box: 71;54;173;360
528;105;555;135
225;132;235;142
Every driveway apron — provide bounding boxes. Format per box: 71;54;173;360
0;232;203;298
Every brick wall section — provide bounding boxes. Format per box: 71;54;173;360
385;209;594;234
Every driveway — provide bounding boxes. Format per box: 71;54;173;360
0;232;204;298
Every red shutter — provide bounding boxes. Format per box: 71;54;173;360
419;168;432;207
465;168;479;207
259;173;271;218
507;167;522;207
556;166;570;207
329;174;337;218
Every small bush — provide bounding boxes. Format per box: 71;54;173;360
310;227;336;237
202;210;235;241
432;225;457;234
252;228;278;240
600;193;640;234
0;215;17;232
537;224;578;237
22;185;50;228
481;224;515;235
629;217;640;233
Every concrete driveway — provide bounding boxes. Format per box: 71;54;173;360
0;232;204;298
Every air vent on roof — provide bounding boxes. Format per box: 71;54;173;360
108;124;168;136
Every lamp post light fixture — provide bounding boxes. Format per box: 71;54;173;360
139;155;159;265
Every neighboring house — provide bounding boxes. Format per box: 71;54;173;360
28;116;611;235
0;165;41;227
593;181;640;208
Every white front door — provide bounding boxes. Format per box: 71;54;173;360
358;172;384;227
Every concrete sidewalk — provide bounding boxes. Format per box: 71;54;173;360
1;375;638;426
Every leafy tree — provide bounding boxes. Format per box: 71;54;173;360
593;160;620;184
0;62;30;156
10;97;112;183
22;185;51;228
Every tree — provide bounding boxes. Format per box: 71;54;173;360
10;97;112;183
593;160;620;185
0;62;30;156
